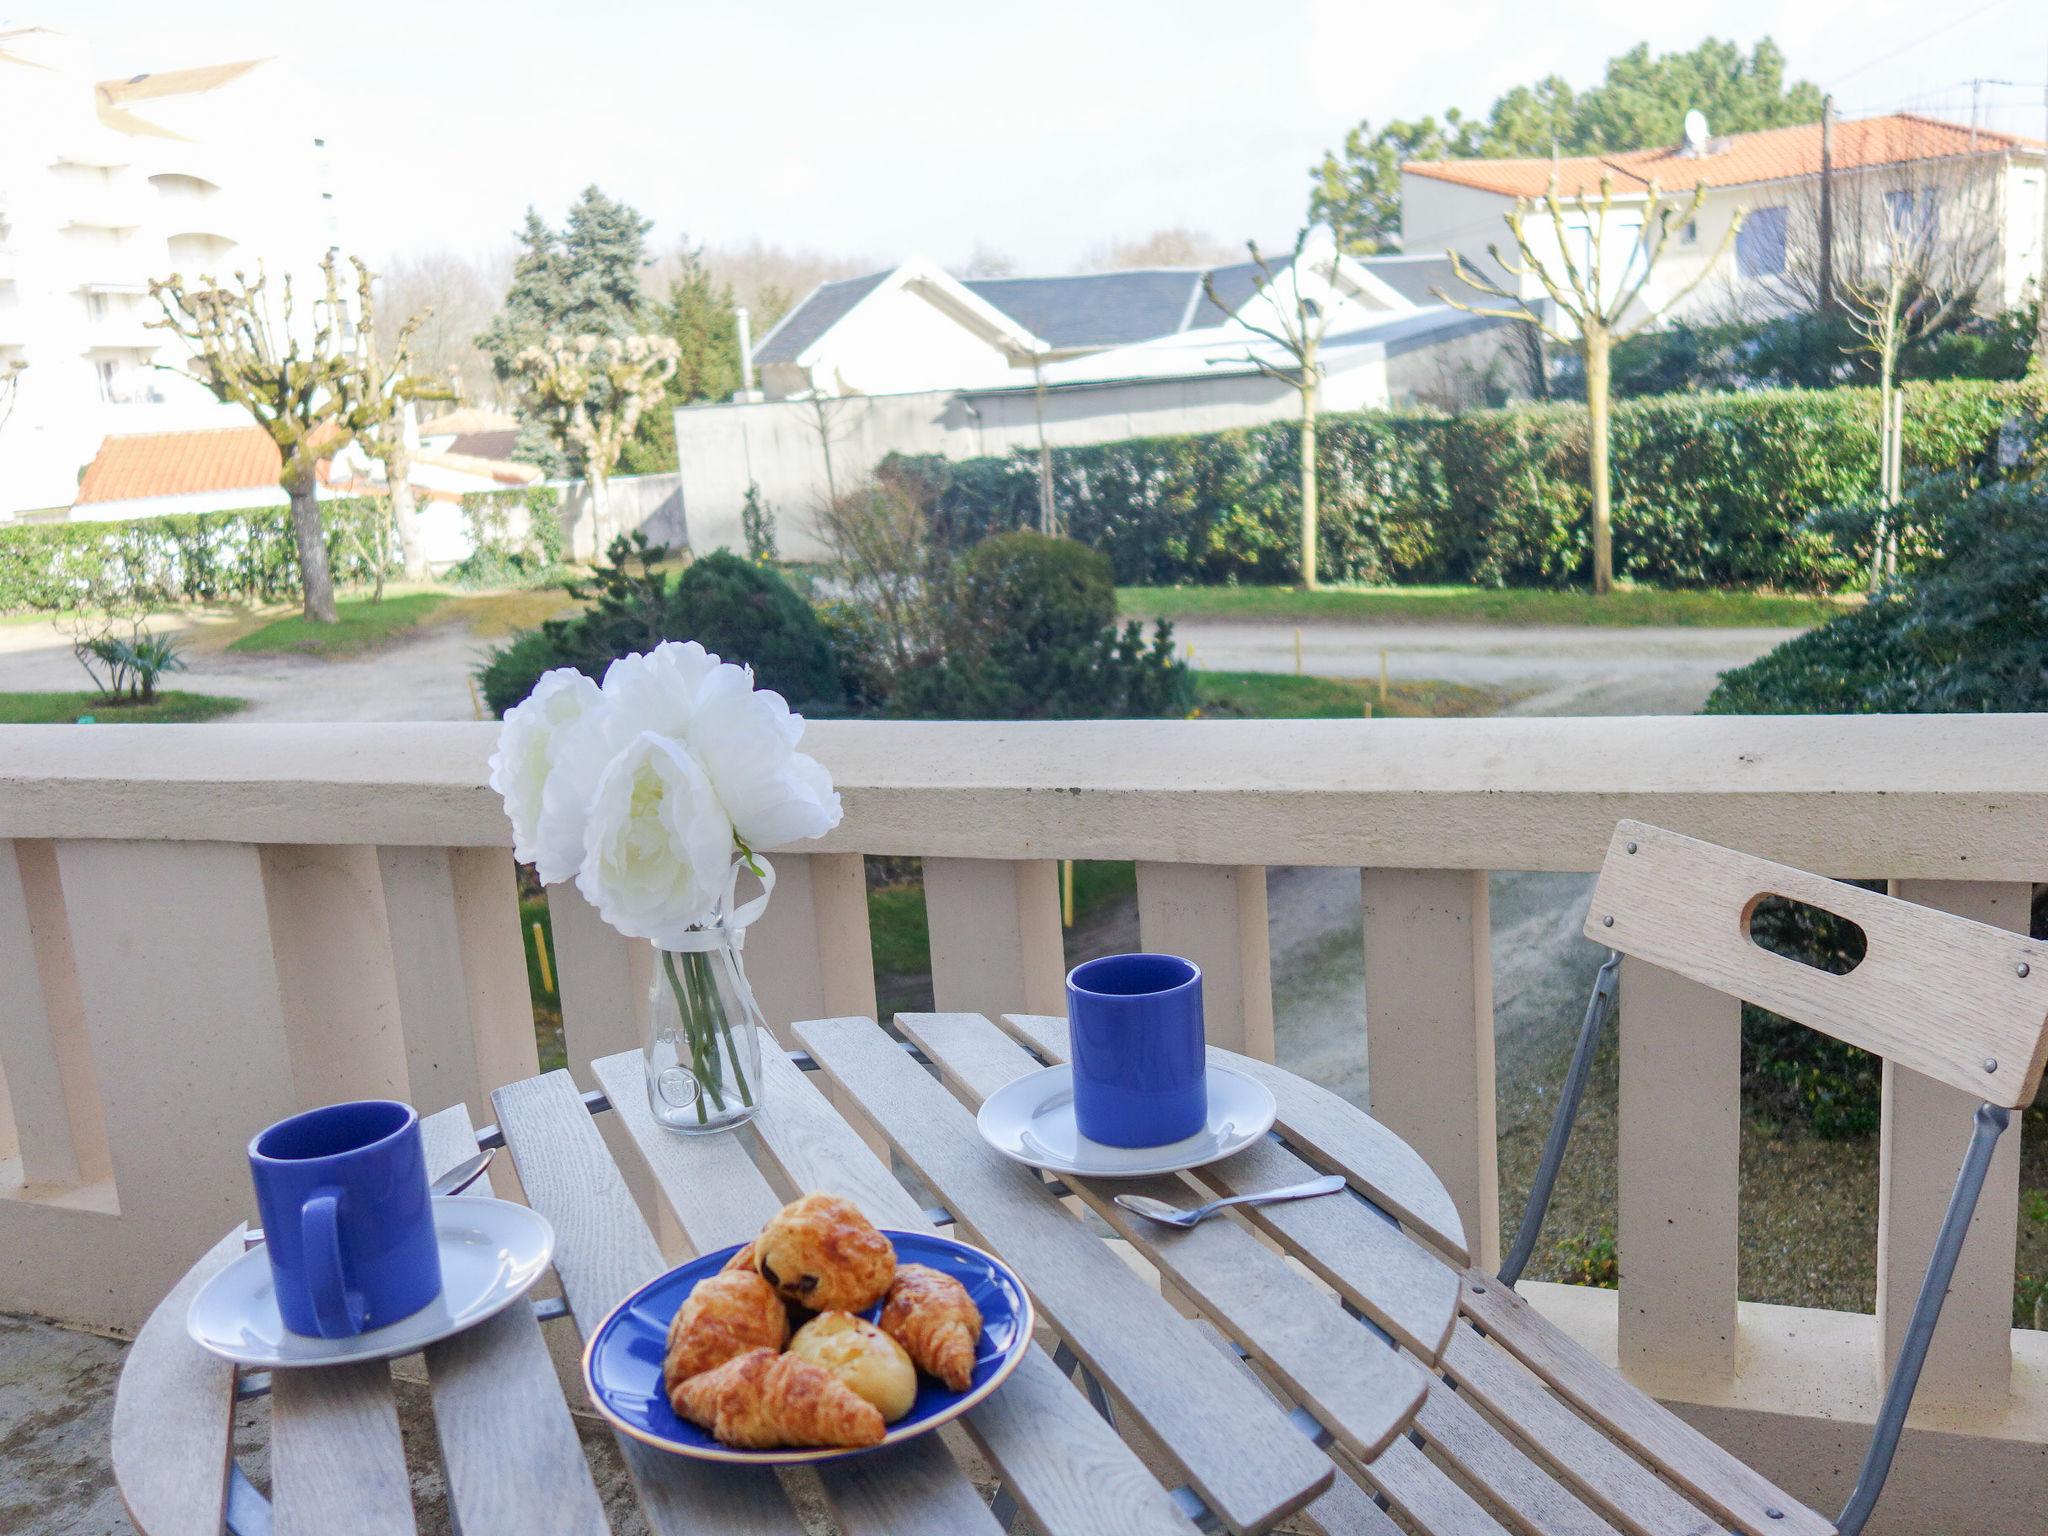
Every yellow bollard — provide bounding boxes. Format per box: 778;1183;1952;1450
1378;649;1390;704
1062;860;1075;928
1293;627;1302;676
467;677;486;721
532;921;555;994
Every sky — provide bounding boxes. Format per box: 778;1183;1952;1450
36;0;2048;275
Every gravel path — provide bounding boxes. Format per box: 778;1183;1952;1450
0;611;497;722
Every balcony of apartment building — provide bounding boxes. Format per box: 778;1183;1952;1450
78;288;162;359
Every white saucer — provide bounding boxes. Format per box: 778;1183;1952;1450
187;1197;555;1369
976;1063;1277;1178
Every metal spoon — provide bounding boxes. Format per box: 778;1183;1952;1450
1113;1172;1347;1229
244;1148;496;1248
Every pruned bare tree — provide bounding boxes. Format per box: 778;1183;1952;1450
508;333;680;557
1771;155;2002;580
150;254;431;623
1435;178;1741;593
1203;228;1334;588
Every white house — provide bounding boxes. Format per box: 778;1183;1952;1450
676;235;1520;560
0;26;342;520
1402;112;2046;328
747;232;1467;400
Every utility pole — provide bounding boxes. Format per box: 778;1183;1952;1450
1818;95;1836;314
2038;47;2048;374
1031;350;1057;537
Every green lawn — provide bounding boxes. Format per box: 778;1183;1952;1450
1121;583;1843;628
1192;669;1506;719
228;593;452;657
0;690;246;723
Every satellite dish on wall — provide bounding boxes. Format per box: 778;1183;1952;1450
1683;110;1710;153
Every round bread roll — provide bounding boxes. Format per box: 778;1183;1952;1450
787;1311;918;1422
753;1192;896;1313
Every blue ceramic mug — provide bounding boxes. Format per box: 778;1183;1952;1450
1066;953;1207;1147
248;1100;442;1339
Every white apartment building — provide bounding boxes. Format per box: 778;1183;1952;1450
0;26;340;519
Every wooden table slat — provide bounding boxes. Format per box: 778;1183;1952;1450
491;1069;804;1536
999;1012;1469;1261
795;1015;1334;1535
1355;1432;1515;1536
1457;1274;1832;1536
1438;1326;1724;1536
749;1039;1202;1536
970;1017;1462;1359
110;1227;245;1536
898;1011;1430;1464
1190;1321;1404;1536
417;1104;609;1536
272;1361;417;1536
1412;1376;1621;1536
586;1051;1005;1536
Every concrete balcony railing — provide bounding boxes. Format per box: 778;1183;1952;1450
2;716;2044;1530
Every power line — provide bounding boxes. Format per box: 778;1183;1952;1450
1829;0;2016;87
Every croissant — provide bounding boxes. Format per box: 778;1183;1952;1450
753;1193;896;1313
664;1268;790;1387
674;1346;887;1449
879;1264;981;1392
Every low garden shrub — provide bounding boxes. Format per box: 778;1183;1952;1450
892;532;1192;720
896;378;2027;592
478;536;843;716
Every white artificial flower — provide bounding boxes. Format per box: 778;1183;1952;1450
575;732;736;946
529;697;630;886
487;668;604;868
600;640;842;848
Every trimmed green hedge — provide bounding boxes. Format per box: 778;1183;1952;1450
901;379;2028;592
0;489;539;612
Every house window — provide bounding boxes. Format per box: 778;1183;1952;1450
1885;188;1940;239
83;291;109;320
97;359;120;402
1737;206;1787;279
1680;219;1698;246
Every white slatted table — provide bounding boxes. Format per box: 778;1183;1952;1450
111;1017;1475;1536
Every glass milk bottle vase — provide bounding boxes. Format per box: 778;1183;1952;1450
642;929;766;1134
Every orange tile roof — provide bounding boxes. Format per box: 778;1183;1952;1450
1405;113;2045;200
74;425;343;504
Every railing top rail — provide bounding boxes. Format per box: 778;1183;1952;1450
4;715;2047;878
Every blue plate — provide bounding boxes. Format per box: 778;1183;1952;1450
582;1229;1035;1464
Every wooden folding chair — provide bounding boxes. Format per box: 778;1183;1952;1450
1454;818;2048;1536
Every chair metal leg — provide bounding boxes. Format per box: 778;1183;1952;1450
1499;951;1620;1289
1834;1101;2010;1536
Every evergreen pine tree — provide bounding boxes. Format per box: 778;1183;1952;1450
478;188;654;474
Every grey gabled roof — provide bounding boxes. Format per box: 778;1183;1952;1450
751;269;891;366
961;270;1204;349
1358;254;1458;306
1190;255;1293;325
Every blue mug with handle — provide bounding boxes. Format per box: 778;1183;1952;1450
249;1100;442;1339
1066;953;1207;1147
